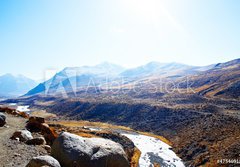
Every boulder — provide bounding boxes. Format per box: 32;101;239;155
26;155;61;167
26;137;46;145
11;130;33;142
29;116;45;124
26;117;57;144
51;132;130;167
41;125;58;145
0;113;6;127
26;116;45;132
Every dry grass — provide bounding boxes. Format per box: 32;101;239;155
130;148;141;167
75;132;99;138
48;120;172;146
31;110;56;119
50;120;132;131
194;85;212;93
34;101;55;106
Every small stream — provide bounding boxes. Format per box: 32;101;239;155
90;127;185;167
122;132;185;167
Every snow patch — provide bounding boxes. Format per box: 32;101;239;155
17;106;30;112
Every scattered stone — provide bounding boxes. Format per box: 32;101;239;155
26;155;61;167
26;137;46;145
0;113;6;127
26;117;58;144
51;132;130;167
11;130;33;142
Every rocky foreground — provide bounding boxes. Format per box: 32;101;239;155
0;107;142;167
0;113;48;167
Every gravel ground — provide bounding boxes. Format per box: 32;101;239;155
0;114;48;167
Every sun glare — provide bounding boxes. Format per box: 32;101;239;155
123;0;162;19
122;0;184;33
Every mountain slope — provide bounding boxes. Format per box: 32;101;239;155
25;63;125;96
179;58;240;98
63;62;125;77
120;62;194;78
0;74;37;97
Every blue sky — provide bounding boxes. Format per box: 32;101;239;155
0;0;239;80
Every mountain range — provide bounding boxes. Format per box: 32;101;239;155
0;74;37;97
25;58;240;99
26;61;195;96
1;58;239;99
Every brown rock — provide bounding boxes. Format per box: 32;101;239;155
42;126;58;145
26;116;45;132
26;137;46;145
26;117;58;144
29;116;45;124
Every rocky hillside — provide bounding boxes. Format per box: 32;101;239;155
179;58;240;99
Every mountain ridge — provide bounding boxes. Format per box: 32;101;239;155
0;74;37;97
25;58;240;98
24;62;201;96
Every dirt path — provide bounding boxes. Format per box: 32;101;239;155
0;114;47;167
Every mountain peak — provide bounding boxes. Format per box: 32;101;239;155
0;74;37;97
144;61;165;67
1;73;14;78
96;61;114;66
